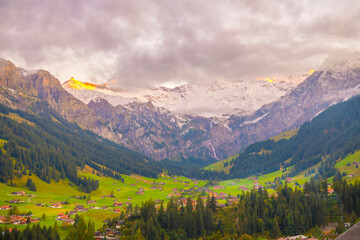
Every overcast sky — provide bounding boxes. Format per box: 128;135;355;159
1;0;359;90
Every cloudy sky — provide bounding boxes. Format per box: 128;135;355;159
1;0;359;90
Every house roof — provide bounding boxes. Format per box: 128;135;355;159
336;221;360;240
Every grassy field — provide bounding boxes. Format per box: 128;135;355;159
270;129;298;142
0;164;208;233
203;154;238;174
1;136;359;238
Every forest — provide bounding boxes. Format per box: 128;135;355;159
0;103;160;192
228;95;360;178
107;178;360;240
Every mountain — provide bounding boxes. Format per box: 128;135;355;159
218;55;360;157
63;74;308;119
1;55;360;162
228;93;360;178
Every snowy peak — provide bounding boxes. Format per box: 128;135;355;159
63;77;100;90
62;73;310;118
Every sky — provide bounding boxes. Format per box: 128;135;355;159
1;0;359;90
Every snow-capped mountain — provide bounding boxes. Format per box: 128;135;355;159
2;53;360;162
63;73;310;119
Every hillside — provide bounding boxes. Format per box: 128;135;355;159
0;102;160;190
227;94;360;178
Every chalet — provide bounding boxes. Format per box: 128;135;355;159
135;191;144;195
238;186;248;191
69;211;77;215
51;203;63;208
35;203;44;207
213;186;225;190
101;206;108;210
1;205;12;210
87;200;96;204
150;186;157;190
125;202;131;206
138;187;144;192
128;197;132;200
58;215;70;220
8;199;23;204
75;205;84;210
160;182;165;185
57;212;64;217
113;202;123;207
114;209;121;213
228;199;238;204
115;220;125;229
62;219;75;225
78;208;89;212
11;191;26;196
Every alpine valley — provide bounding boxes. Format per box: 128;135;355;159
1;55;360;240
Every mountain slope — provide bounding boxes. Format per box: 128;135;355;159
228;94;360;178
0;102;159;185
218;56;360;156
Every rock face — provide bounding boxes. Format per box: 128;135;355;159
1;56;360;161
220;59;360;156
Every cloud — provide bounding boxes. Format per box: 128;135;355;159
0;0;359;90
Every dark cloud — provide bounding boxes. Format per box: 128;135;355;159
1;0;359;89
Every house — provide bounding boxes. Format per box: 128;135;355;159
213;186;225;190
101;206;108;210
78;208;89;212
51;203;63;208
113;202;123;207
128;197;132;200
336;220;360;240
238;186;248;191
8;199;23;204
115;220;125;228
125;202;131;206
135;191;144;195
11;191;26;196
172;188;178;192
58;215;70;220
87;200;96;204
150;186;157;190
114;209;121;213
35;203;44;207
1;205;12;210
62;219;75;226
69;211;77;215
75;205;84;210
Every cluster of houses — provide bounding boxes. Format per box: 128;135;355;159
113;202;132;213
135;187;144;195
0;215;40;225
56;213;75;225
10;191;27;196
6;199;26;204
